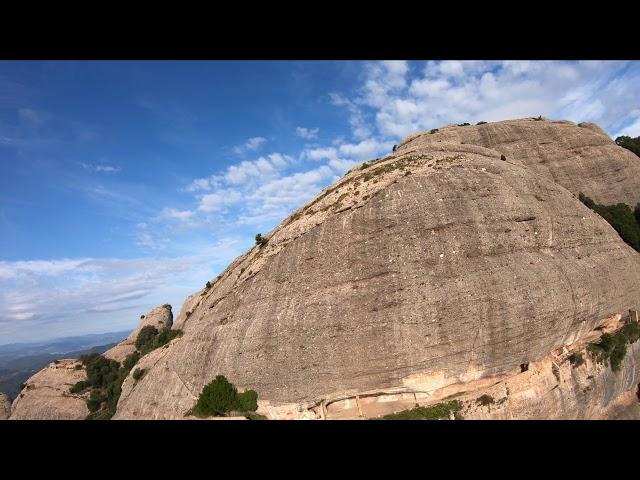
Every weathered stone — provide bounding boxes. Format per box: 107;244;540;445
114;119;640;419
397;118;640;207
103;304;173;362
9;360;89;420
0;393;11;420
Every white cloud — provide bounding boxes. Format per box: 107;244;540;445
160;208;194;220
95;165;120;174
0;239;246;343
614;116;640;138
296;126;319;139
136;232;168;250
198;189;243;213
79;162;121;174
338;138;394;160
224;153;292;185
302;147;338;161
339;60;639;141
185;177;212;192
233;136;267;155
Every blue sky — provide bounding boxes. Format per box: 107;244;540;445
1;60;639;343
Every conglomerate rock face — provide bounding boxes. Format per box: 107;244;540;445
9;360;89;420
398;118;640;207
103;304;173;363
0;393;11;420
113;118;640;419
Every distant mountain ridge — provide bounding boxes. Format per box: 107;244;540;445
0;331;130;360
0;331;128;401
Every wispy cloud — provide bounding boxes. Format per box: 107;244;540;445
333;60;639;139
0;238;246;343
79;162;121;174
295;126;319;139
233;136;267;155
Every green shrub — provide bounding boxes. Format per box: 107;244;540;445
579;193;640;251
136;326;182;355
534;115;543;121
132;368;146;381
457;123;471;126
621;321;640;344
192;375;259;417
500;154;506;161
568;352;584;367
235;389;258;412
135;326;159;351
123;351;140;371
588;321;640;371
86;398;101;412
477;121;487;125
430;129;438;134
635;203;640;227
70;380;90;394
205;281;212;289
74;364;83;370
193;375;238;416
476;394;495;406
382;400;462;420
615;135;640;157
255;233;268;246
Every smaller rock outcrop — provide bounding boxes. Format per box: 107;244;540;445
0;393;11;420
103;304;173;362
9;360;89;420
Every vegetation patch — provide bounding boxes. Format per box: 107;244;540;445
457;123;471;126
69;326;183;419
587;321;640;371
477;121;487;125
500;154;506;161
382;400;463;420
615;135;640;157
579;193;640;251
135;326;183;356
255;233;268;247
190;375;259;417
568;352;584;367
132;368;146;381
476;394;495;406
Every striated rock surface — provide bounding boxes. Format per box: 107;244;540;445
397;118;640;207
114;118;640;419
9;360;89;420
0;393;11;419
103;304;173;362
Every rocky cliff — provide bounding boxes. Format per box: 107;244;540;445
0;393;11;419
112;118;640;419
103;304;173;362
9;359;89;420
11;118;640;420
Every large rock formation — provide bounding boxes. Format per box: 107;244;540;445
399;118;640;207
9;360;89;420
0;393;11;420
103;304;173;362
113;118;640;419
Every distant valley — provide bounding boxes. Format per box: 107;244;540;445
0;331;129;400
